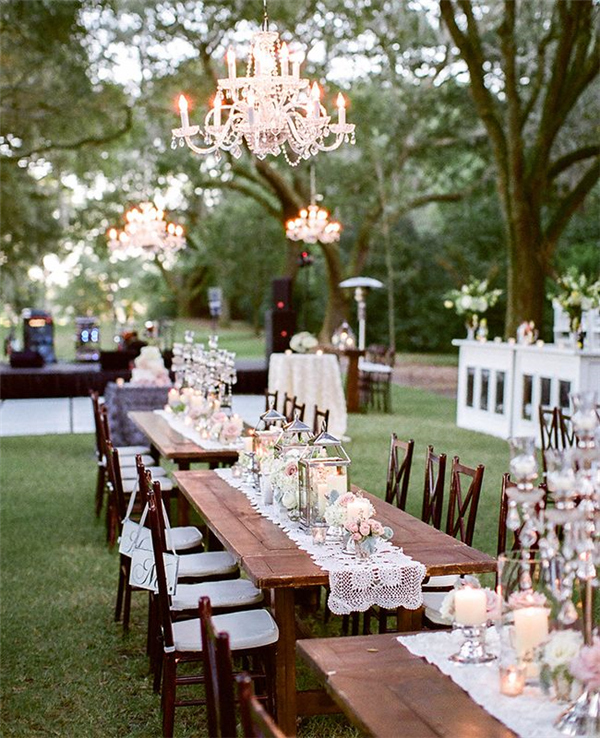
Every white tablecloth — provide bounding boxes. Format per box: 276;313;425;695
268;353;347;438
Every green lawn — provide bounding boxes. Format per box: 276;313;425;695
0;387;511;737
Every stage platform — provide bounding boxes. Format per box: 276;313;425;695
0;359;268;399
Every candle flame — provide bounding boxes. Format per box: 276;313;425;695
280;41;289;59
178;94;188;112
310;81;320;100
336;92;346;109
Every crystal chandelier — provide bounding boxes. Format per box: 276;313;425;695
107;202;185;259
171;1;355;166
286;166;341;244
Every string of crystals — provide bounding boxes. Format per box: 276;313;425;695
286;166;341;244
171;1;355;166
107;202;185;260
506;391;599;735
171;332;237;410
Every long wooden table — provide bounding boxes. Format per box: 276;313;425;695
174;470;496;736
297;634;515;737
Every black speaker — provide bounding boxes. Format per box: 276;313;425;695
265;309;296;356
272;278;293;311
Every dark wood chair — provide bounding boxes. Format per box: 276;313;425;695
90;390;107;517
445;456;485;547
291;397;306;423
282;393;295;422
264;389;278;413
538;406;560;472
558;408;576;449
384;434;414;510
237;673;286;738
422;445;446;530
312;405;330;434
358;345;395;413
147;481;279;738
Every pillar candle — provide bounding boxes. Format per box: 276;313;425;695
316;483;328;514
326;472;347;497
513;607;549;659
346;497;371;523
454;587;487;626
243;436;253;453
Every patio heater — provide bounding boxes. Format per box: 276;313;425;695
338;277;384;351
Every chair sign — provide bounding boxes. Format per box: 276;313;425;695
129;548;179;595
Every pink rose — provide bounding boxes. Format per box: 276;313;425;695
284;462;298;477
211;411;228;425
338;493;355;507
370;520;384;536
507;590;548;610
484;589;501;619
352;532;362;541
221;420;241;441
344;521;358;534
359;522;370;537
570;638;600;690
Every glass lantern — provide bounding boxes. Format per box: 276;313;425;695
253;401;286;471
298;428;350;530
277;413;314;456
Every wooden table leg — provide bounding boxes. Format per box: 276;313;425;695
176;461;190;526
272;588;297;737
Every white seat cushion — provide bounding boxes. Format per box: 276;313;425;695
120;466;167;481
122;476;173;493
422;591;453;626
119;454;155;468
177;551;238;578
116;445;151;455
172;608;279;651
171;579;262;611
422;574;460;590
168;526;203;551
358;360;393;374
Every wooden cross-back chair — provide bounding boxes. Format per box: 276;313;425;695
291;397;306;422
538;406;561;473
282;393;295;422
312;405;330;435
384;434;415;510
445;456;485;547
90;390;107;517
147;481;279;738
264;389;278;413
422;445;447;530
558;408;576;449
237;673;286;738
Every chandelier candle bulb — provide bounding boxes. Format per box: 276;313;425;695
178;95;189;129
292;53;300;79
247;92;255;125
227;47;236;80
453;587;487;626
213;94;221;127
280;42;289;75
337;93;346;125
311;82;320;117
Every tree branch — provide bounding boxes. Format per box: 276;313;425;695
548;146;600;180
544;159;600;246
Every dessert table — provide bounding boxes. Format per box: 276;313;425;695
297;633;515;738
173;469;496;736
268;352;347;436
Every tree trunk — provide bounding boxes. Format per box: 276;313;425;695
319;242;350;343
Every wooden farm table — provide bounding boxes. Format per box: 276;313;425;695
128;411;240;524
173;470;496;736
297;633;515;738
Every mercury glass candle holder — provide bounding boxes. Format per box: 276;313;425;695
449;623;496;664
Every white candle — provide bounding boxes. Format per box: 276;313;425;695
226;47;236;81
326;472;347;497
336;92;346;125
213;94;221;127
311;82;320;118
292;53;300;79
247;91;255;126
454;587;487;626
261;475;273;504
513;607;549;659
317;483;328;514
346;498;371;523
178;95;189;129
280;42;289;76
243;436;253;453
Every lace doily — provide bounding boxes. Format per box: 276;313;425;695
397;629;566;738
215;468;426;616
155;409;243;452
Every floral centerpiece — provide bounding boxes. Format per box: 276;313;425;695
130;346;171;386
289;331;319;354
549;268;600;344
271;455;301;515
216;413;243;445
324;491;391;557
570;637;600;691
444;278;502;340
537;630;584;702
344;516;392;558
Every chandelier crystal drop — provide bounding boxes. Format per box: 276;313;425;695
285;167;342;244
107;202;185;260
171;2;355;166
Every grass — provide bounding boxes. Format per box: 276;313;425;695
0;386;512;737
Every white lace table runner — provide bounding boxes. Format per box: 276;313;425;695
154;409;243;452
396;630;565;738
215;468;426;616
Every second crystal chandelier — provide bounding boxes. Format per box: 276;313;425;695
286;166;341;244
172;1;355;166
107;202;185;259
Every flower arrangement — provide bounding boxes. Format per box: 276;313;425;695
507;590;548;610
439;576;500;623
130;346;171;386
537;630;584;700
323;491;357;528
271;456;301;511
549;268;600;333
444;278;502;337
570;637;600;691
344;517;392;556
289;331;319;354
218;414;243;445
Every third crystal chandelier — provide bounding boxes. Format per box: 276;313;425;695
286;166;341;244
172;0;355;166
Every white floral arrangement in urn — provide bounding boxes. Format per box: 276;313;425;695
271;455;301;512
444;278;502;339
537;629;584;702
289;331;319;354
130;346;171;386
